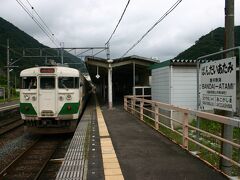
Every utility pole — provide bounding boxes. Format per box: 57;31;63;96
60;42;64;64
219;0;234;175
133;62;135;95
7;39;10;100
14;74;16;90
106;42;110;60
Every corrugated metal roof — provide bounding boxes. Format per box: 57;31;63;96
85;55;159;64
149;59;209;70
113;55;158;63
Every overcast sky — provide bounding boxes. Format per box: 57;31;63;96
1;0;240;60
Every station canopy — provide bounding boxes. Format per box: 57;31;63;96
85;55;158;104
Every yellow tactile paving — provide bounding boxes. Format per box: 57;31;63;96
96;102;124;180
105;175;124;180
104;169;123;176
104;162;121;169
103;158;119;163
102;154;117;159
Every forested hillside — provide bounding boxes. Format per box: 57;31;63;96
175;26;240;60
0;17;86;78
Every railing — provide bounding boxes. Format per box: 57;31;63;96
124;95;240;176
133;86;151;96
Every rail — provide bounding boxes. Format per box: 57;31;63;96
124;95;240;175
0;104;19;112
0;137;60;179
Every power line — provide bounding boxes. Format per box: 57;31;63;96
15;0;59;47
121;0;182;58
25;0;59;44
105;0;131;45
17;0;58;47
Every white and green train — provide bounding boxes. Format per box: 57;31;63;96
20;66;91;133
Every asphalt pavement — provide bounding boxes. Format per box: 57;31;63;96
101;105;227;180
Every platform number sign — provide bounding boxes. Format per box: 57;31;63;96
200;57;236;112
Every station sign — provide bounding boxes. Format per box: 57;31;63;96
200;57;236;112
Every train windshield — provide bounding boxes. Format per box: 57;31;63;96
58;77;79;89
40;76;55;89
21;76;37;89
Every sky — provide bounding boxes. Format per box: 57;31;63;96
0;0;240;60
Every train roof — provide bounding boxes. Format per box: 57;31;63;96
20;66;80;76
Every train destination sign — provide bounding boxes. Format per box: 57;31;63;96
200;57;236;112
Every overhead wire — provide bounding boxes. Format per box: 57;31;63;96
121;0;182;58
15;0;59;47
93;49;106;56
105;0;131;45
25;0;60;45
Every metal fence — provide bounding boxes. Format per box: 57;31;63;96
124;95;240;176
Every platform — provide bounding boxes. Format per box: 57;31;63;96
0;100;19;112
57;96;227;180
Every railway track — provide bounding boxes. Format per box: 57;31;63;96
0;105;22;135
0;118;24;136
0;136;61;180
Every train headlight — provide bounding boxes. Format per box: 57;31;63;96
24;94;30;100
32;96;36;101
66;94;72;100
59;96;64;101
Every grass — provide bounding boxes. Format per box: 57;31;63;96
0;96;19;103
142;115;240;176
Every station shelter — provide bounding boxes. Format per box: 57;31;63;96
85;55;157;107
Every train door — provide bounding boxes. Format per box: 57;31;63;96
38;76;57;117
79;76;83;101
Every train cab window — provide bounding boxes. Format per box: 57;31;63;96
21;77;37;89
40;77;55;89
58;77;79;89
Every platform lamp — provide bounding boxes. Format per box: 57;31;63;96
95;66;100;79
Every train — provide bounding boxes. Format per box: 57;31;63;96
19;66;92;133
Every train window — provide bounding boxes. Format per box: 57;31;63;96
58;77;79;89
21;77;37;89
40;77;55;89
75;77;79;88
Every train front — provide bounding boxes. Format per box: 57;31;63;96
20;66;81;134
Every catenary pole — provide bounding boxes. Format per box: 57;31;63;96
219;0;234;175
7;39;10;100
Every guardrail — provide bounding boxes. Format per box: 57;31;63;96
124;95;240;176
0;104;19;112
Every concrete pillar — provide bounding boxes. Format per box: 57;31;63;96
108;61;113;109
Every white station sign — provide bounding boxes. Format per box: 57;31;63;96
200;57;236;112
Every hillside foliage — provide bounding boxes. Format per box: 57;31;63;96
175;26;240;60
0;17;86;80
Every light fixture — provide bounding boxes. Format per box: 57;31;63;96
107;59;113;63
66;94;72;100
59;96;64;101
96;66;100;79
32;96;36;101
24;94;30;100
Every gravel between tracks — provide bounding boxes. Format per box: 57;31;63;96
0;131;39;172
0;125;24;148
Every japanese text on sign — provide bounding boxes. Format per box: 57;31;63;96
200;57;236;112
